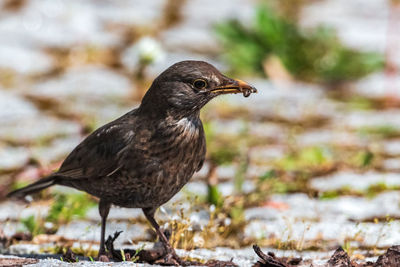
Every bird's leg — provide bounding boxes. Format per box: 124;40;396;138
98;199;111;258
142;207;185;266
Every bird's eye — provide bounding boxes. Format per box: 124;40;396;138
193;79;207;90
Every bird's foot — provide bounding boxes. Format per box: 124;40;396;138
98;255;110;262
157;253;184;266
98;248;110;262
158;253;179;266
159;247;185;266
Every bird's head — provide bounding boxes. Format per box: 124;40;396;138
139;61;257;117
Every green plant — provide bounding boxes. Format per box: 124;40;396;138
358;125;400;138
358;150;374;168
204;121;244;166
46;193;96;224
120;249;126;261
343;96;375;110
21;215;44;236
20;192;96;237
259;169;278;181
276;146;333;171
319;186;360;199
207;184;223;207
234;152;249;193
366;183;400;198
131;245;145;263
203;122;242;207
215;6;383;83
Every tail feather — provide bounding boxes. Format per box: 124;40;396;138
7;175;57;199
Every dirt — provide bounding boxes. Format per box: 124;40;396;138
101;231;239;266
253;245;400;267
374;245;400;267
0;257;38;267
253;245;302;267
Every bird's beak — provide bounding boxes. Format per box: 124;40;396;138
211;79;257;97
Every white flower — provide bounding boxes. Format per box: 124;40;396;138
121;37;165;72
209;204;216;213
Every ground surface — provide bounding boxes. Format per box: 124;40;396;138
0;0;400;266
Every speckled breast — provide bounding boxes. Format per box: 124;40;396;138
109;116;206;208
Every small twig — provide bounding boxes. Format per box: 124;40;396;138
253;245;289;267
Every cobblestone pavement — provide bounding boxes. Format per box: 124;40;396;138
0;0;400;266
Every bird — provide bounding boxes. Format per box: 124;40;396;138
7;60;257;265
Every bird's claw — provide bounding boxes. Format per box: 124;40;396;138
98;254;110;262
163;247;186;266
98;247;111;262
161;254;179;266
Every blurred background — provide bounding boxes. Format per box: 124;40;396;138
0;0;400;264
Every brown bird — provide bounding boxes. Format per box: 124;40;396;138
8;61;256;264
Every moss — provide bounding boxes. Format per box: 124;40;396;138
343;96;376;110
358;125;400;139
319;186;361;199
366;183;400;198
319;182;400;199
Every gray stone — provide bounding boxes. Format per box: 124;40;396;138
218;181;255;196
85;206;144;221
245;219;400;248
245;191;400;222
31;65;133;103
0;115;81;144
0;44;53;75
0;146;29;171
56;220;148;244
144;51;225;79
209;119;248;136
0;0;121;49
226;80;336;123
338;110;400;130
382;158;400;171
248;122;288;143
160;26;221;54
8;244;42;255
160;0;254;53
31;136;82;164
244;192;400;247
301;0;390;52
296;129;361;147
25;258;157;266
383;140;400;156
96;0;165;27
246;165;274;179
0;201;49;221
0;90;39;124
353;73;400;100
311;171;400;192
249;146;286;164
181;181;207;197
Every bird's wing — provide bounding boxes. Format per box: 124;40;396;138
57;119;135;180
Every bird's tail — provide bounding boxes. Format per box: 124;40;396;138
7;175;57;199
